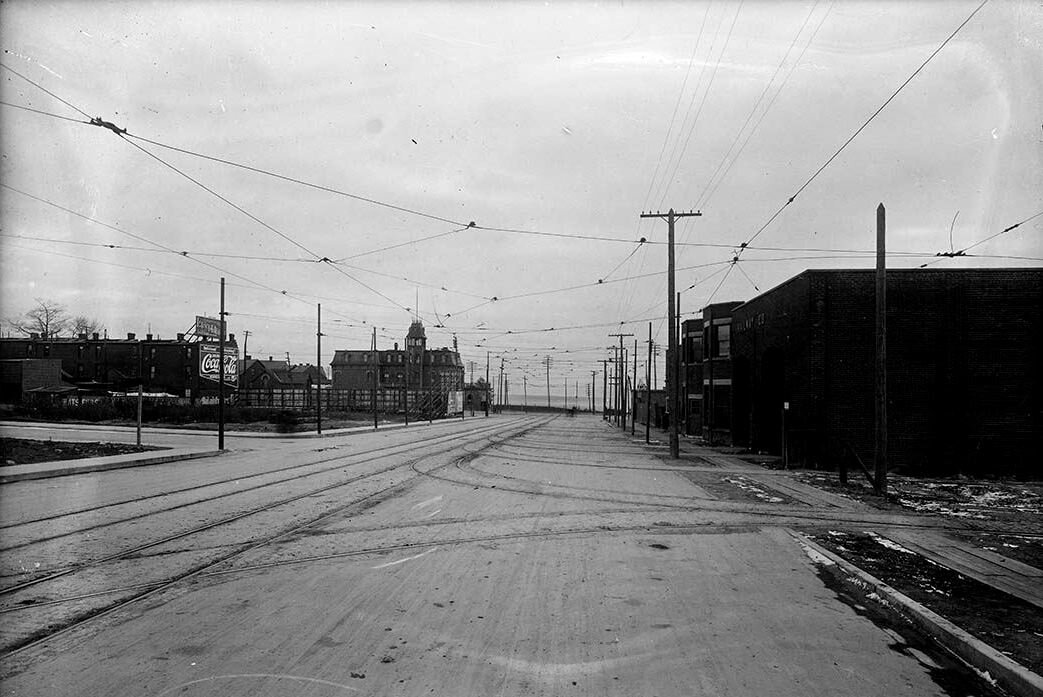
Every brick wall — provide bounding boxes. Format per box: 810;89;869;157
732;268;1042;478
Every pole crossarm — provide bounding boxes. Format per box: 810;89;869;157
639;208;700;458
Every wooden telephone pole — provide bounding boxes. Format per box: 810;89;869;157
640;208;701;458
609;333;633;428
875;203;888;495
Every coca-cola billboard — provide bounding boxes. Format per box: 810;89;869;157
199;345;237;383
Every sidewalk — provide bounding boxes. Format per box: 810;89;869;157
675;438;1043;609
0;447;222;484
663;433;1043;696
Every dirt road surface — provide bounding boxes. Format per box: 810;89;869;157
0;414;1000;696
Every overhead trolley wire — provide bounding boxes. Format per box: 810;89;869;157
692;0;822;208
655;0;745;209
697;2;834;211
919;209;1043;268
0;63;91;119
736;0;990;258
123;132;472;228
0;100;90;125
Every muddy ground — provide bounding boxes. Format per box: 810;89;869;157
0;438;163;466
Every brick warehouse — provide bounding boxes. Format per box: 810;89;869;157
0;332;239;402
729;268;1042;478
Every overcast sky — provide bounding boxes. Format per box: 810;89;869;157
2;0;1040;397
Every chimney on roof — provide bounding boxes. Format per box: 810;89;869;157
78;333;87;340
229;333;235;342
177;333;185;341
146;334;153;341
92;332;100;340
30;332;39;340
394;342;399;351
269;356;273;362
127;332;136;340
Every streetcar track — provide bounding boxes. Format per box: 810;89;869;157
0;416;533;532
0;414;998;661
0;416;551;657
413;446;979;533
0;416;535;553
0;416;547;594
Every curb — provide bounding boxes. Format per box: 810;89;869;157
791;531;1043;697
0;450;223;484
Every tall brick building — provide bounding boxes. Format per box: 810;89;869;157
729;268;1042;478
330;320;464;392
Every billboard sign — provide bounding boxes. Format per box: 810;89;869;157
199;344;237;384
447;390;463;415
195;316;224;340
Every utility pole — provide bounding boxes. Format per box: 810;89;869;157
404;334;409;426
875;203;888;495
316;304;322;435
646;322;652;444
591;370;597;413
523;374;528;412
218;277;225;451
601;359;609;419
372;327;378;430
678;292;686;437
485;351;490;417
242;329;251;360
653;343;658;389
641;208;701;458
632;338;638;435
609;333;633;428
544;355;552;408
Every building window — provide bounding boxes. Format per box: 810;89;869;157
363;354;369;363
716;325;731;358
366;370;373;380
150;366;156;379
42;344;50;356
397;373;403;380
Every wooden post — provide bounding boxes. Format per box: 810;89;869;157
316;303;322;435
218;277;225;451
372;327;378;430
875;203;888;495
136;382;143;447
646;322;652;444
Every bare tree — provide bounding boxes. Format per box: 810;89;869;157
72;315;106;337
9;299;70;338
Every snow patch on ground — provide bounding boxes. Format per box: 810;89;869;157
866;532;916;555
722;476;784;503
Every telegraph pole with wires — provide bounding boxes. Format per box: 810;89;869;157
218;277;226;451
609;333;633;429
543;355;552;408
316;303;322;436
591;370;597;413
632;338;638;435
640;208;700;458
600;360;609;419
